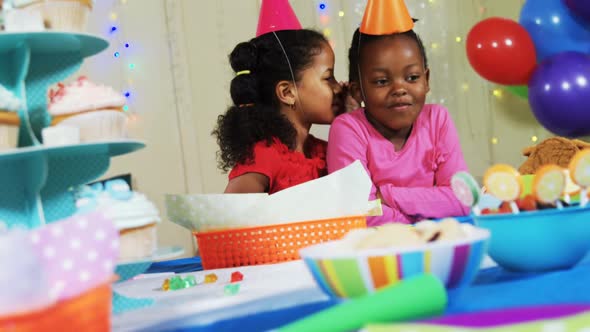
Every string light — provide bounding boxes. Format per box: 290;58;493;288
323;28;332;38
319;3;326;10
124;92;131;98
125;43;130;48
455;36;462;43
338;11;344;17
461;83;469;91
531;136;538;142
114;52;120;57
493;89;503;98
110;26;117;32
123;105;129;112
128;63;136;70
110;12;117;21
491;137;498;144
431;42;439;49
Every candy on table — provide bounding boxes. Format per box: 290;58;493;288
533;164;566;209
230;271;243;283
224;283;240;296
451;171;481;215
204;273;218;284
569;149;590;207
483;164;522;214
184;275;197;287
162;275;198;291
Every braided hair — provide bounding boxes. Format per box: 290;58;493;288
213;29;328;172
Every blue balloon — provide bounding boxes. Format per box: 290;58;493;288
520;0;590;61
528;52;590;137
565;0;590;24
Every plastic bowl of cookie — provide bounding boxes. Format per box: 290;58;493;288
473;204;590;272
299;218;490;299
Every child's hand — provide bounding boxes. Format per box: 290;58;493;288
336;81;361;115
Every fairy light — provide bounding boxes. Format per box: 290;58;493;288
123;105;129;112
455;36;462;43
431;42;439;49
338;11;344;17
110;12;117;21
461;83;469;91
532;136;538;142
493;89;503;98
323;28;332;38
491;137;498;144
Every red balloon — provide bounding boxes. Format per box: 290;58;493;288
466;17;537;85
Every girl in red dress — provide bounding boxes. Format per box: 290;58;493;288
213;29;347;194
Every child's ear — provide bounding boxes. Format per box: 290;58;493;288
275;80;296;106
349;82;363;104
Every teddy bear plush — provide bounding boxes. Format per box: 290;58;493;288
518;137;590;175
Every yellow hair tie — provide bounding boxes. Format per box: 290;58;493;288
236;70;251;76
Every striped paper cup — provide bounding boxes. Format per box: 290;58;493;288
299;227;490;298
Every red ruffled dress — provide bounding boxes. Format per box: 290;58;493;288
228;136;327;194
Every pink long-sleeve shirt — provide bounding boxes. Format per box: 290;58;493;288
327;104;470;226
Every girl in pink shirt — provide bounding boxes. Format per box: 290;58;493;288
327;28;469;226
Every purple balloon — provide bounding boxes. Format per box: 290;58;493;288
564;0;590;22
528;52;590;137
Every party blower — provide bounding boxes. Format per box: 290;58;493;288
278;274;447;332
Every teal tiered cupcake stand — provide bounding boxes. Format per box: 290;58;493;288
0;31;180;314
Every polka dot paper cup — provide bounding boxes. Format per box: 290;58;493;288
299;227;490;299
0;212;117;330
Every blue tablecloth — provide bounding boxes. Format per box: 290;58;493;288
139;254;590;332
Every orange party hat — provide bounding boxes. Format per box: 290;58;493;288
256;0;302;37
360;0;414;35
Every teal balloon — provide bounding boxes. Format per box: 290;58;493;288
506;86;529;99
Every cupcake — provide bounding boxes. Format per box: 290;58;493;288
48;76;128;143
4;0;92;32
75;179;161;261
0;84;21;151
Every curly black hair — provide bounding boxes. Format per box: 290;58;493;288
212;29;328;172
348;27;428;83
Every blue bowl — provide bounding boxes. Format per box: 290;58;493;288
474;204;590;272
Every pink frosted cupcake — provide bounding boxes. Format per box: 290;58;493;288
48;76;128;143
5;0;92;32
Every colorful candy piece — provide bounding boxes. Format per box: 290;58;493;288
484;164;522;213
224;283;240;296
533;164;566;208
169;276;185;290
204;273;218;284
451;171;481;215
230;271;244;283
569;149;590;207
184;275;197;287
162;275;199;291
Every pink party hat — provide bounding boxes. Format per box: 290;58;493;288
256;0;302;37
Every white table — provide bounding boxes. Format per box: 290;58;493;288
112;261;329;331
